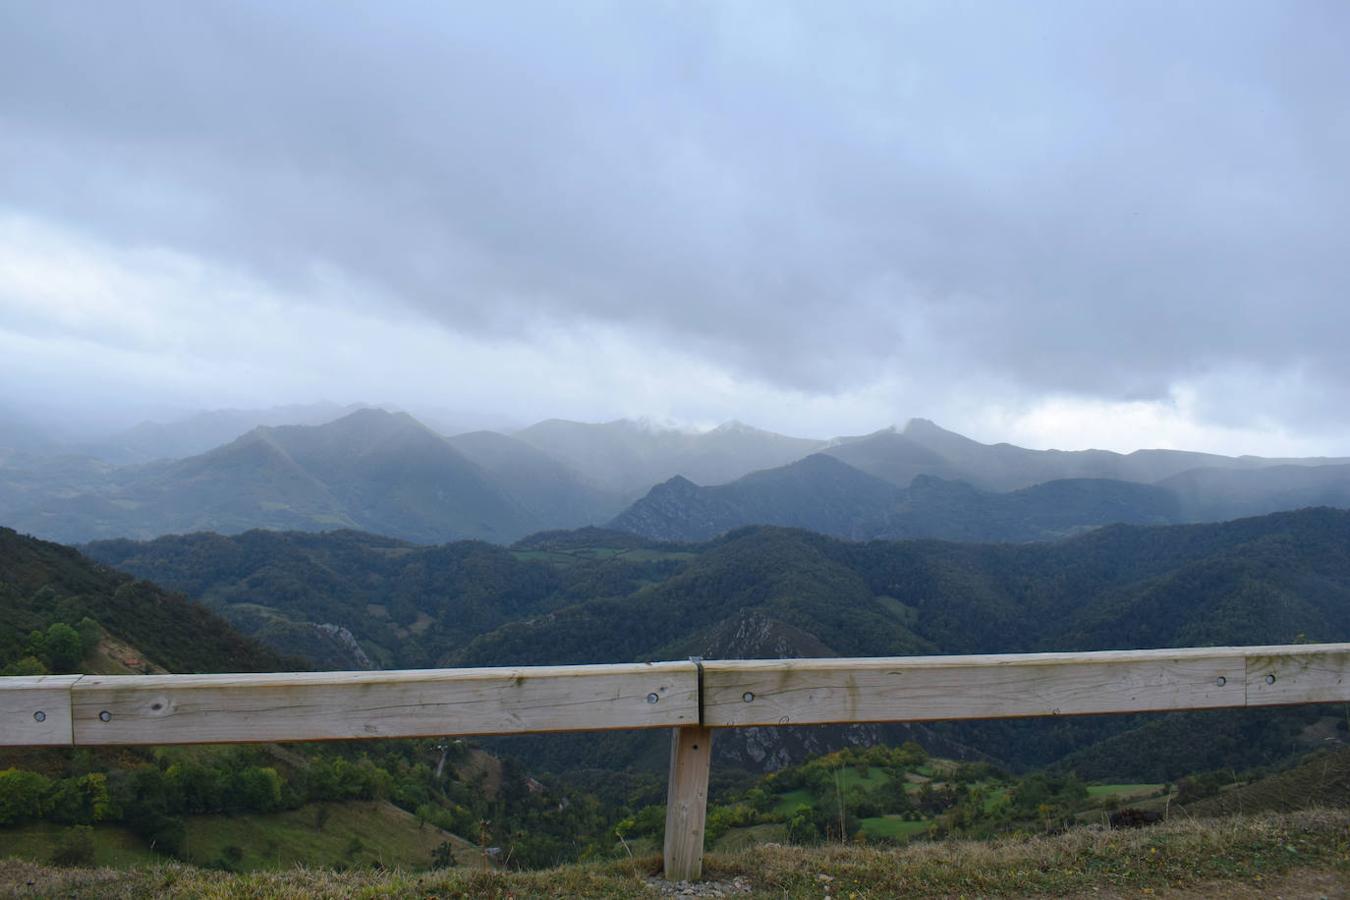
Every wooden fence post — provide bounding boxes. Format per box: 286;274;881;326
663;725;713;881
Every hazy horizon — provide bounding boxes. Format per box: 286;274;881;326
8;398;1350;462
4;2;1349;457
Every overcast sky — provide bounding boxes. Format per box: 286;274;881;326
2;1;1348;454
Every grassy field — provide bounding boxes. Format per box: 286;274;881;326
0;802;480;873
1087;784;1166;799
713;824;787;851
0;823;164;869
771;789;814;816
179;801;481;872
836;767;892;791
771;767;896;816
1186;746;1350;818
5;809;1348;898
857;815;929;841
979;784;1010;812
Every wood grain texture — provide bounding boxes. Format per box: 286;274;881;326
0;675;79;746
1247;648;1350;706
7;643;1350;748
70;662;699;745
663;726;713;882
699;647;1344;727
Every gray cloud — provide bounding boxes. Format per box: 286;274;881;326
2;1;1349;441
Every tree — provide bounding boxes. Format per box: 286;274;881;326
431;840;457;868
878;774;915;817
784;804;819;844
0;654;46;676
0;768;51;824
77;617;102;657
42;623;84;673
234;767;283;813
896;740;928;767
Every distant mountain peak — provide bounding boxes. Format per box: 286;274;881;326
794;452;855;471
306;407;436;442
329;406;409;426
902;417;952;437
652;474;700;493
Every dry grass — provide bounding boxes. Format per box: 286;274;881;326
3;809;1348;898
1185;746;1350;819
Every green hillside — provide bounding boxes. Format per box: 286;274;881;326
0;800;481;872
85;509;1350;779
0;527;289;676
1181;745;1350;818
0;530;626;872
86;528;572;669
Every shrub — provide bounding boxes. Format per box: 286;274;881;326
50;825;96;867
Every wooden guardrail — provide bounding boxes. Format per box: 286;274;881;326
4;644;1350;880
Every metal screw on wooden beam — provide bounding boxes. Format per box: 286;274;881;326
646;693;660;704
98;710;111;722
742;692;755;702
32;711;45;722
1215;676;1226;687
1265;674;1277;685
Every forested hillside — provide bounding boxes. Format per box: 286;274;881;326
90;509;1350;671
0;527;288;676
86;508;1350;778
0;528;638;872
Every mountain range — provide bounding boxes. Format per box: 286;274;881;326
610;454;1186;542
77;402;372;464
5;406;1350;546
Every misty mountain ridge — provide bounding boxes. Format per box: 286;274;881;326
827;418;1350;491
81;401;377;464
4;406;1350;547
3;409;538;544
611;453;1183;543
511;416;827;498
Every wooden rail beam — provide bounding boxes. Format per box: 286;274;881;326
4;642;1350;885
0;675;79;746
68;662;700;745
701;644;1350;728
1248;647;1350;705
